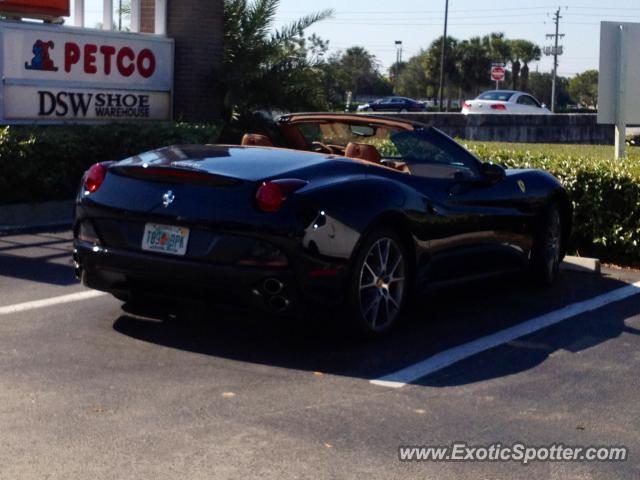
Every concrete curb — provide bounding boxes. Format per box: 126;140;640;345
0;200;74;234
561;256;601;274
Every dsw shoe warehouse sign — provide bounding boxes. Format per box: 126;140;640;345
0;21;174;122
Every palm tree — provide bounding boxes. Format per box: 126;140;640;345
517;41;542;92
509;40;541;91
508;40;524;90
116;0;130;31
222;0;333;120
424;36;460;104
482;32;512;65
456;36;491;96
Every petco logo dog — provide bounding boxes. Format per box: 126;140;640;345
25;39;59;72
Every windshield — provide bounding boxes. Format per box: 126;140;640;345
293;120;480;180
297;121;403;147
376;129;480;180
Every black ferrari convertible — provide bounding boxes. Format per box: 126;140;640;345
73;113;571;335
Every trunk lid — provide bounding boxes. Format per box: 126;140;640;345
83;145;330;227
112;145;330;182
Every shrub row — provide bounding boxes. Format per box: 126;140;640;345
0;123;220;205
466;143;640;266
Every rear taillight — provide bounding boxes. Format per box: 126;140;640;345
256;179;307;213
84;163;108;193
463;101;472;108
490;104;507;110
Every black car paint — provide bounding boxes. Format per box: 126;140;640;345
363;97;426;112
74;124;570;313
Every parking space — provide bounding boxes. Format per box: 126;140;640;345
1;230;639;479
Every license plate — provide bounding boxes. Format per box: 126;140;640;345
142;223;190;256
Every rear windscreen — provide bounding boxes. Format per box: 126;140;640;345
478;91;515;101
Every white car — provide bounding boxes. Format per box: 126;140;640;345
462;90;552;115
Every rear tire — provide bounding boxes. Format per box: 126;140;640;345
529;202;563;285
347;229;410;336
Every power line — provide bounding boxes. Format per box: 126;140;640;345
278;21;546;26
278;5;640;15
278;13;552;21
278;6;564;15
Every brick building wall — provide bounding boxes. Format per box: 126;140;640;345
140;0;224;121
140;0;154;33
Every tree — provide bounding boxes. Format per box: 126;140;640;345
511;40;541;92
568;70;599;108
483;32;511;65
117;0;130;30
339;46;381;99
528;72;571;108
423;36;460;102
456;36;492;96
395;51;432;98
389;61;407;93
222;0;333;120
319;52;351;103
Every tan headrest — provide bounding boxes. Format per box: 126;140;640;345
345;142;381;165
241;133;273;147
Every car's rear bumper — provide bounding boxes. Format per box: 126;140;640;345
74;240;346;314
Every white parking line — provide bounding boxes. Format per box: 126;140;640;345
0;290;107;316
371;280;640;388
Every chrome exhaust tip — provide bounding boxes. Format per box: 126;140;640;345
263;278;284;296
268;295;290;312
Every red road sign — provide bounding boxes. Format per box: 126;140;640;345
491;65;506;82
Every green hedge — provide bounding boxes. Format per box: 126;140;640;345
0;123;220;205
466;143;640;266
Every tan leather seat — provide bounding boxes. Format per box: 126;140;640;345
345;142;381;165
241;133;273;147
382;160;411;174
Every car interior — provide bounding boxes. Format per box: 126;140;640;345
237;116;481;180
240;119;412;174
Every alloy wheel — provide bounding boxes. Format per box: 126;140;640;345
358;237;406;331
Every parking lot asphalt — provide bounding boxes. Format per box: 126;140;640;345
1;230;639;479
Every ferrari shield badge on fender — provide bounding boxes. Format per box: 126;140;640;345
518;180;526;193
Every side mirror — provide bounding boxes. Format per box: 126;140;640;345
481;162;506;183
541;103;547;109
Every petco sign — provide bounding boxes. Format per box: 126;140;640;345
0;0;69;19
0;21;174;122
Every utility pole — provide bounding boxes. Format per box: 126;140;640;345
438;0;449;112
394;40;403;93
544;8;564;112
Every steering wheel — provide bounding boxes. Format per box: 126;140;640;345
311;141;336;154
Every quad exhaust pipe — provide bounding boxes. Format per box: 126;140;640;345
262;278;284;295
268;295;290;312
258;278;290;312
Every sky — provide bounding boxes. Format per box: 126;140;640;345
73;0;640;78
